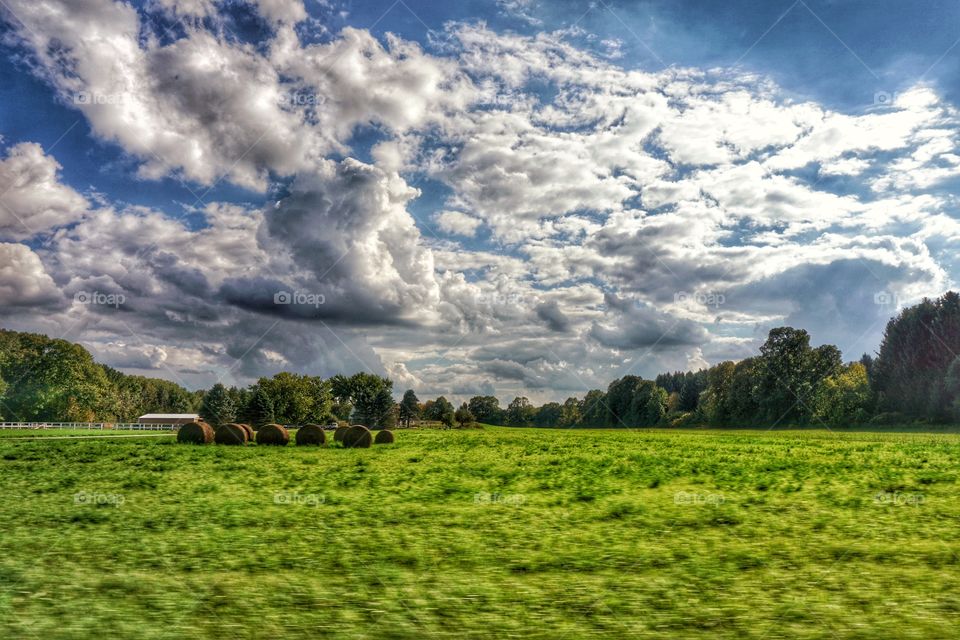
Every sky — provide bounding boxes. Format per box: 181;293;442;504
1;0;959;404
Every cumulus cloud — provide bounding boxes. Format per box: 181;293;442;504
2;2;960;400
0;244;63;309
261;158;441;324
435;210;482;237
590;294;709;351
0;143;88;240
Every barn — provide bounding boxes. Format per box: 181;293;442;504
138;413;200;425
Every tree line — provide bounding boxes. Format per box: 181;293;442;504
0;328;395;428
402;292;960;428
3;291;960;427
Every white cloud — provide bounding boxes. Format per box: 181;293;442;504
0;143;88;240
3;4;960;399
0;243;63;308
434;210;482;237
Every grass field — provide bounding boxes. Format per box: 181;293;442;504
1;427;958;639
0;429;175;439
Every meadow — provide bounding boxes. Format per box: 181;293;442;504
0;427;958;639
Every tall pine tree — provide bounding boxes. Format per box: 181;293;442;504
199;383;236;427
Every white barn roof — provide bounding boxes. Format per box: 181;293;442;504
138;413;199;419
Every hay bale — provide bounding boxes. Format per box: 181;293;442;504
333;426;351;442
295;424;326;446
256;423;290;446
177;421;214;444
215;423;248;445
237;423;255;441
342;425;373;449
373;429;395;445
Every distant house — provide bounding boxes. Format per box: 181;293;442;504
138;413;200;425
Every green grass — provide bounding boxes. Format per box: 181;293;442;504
1;427;958;639
0;428;175;438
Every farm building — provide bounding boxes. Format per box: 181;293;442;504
138;413;200;425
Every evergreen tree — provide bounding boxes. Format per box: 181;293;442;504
199;383;236;427
247;387;276;428
873;292;960;420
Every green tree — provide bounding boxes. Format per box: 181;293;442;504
399;389;420;428
506;397;536;427
944;357;960;422
698;361;736;424
727;357;760;425
467;395;502;425
534;402;562;427
873;292;960;420
0;330;115;421
579;390;607;427
558;397;581;427
606;376;642;426
246;387;276;428
440;404;456;429
425;396;454;421
454;403;474;428
635;380;668;426
256;372;331;425
348;374;395;428
199;383;236;427
755;328;842;425
812;362;871;426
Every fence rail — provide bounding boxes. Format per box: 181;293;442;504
0;422;179;431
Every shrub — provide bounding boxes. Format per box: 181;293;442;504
373;429;395;444
342;425;372;448
295;424;326;446
668;412;698;428
256;423;290;446
869;412;909;426
333;426;351;442
316;411;338;426
215;423;248;445
177;421;214;444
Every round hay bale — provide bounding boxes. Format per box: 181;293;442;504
295;424;326;446
237;423;255;441
256;423;290;446
342;425;373;449
215;423;248;445
373;429;395;445
177;421;214;444
333;426;351;442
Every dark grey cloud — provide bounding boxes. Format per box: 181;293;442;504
590;293;709;350
535;300;572;332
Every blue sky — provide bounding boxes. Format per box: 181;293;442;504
0;0;958;401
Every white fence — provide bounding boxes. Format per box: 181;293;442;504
0;422;179;431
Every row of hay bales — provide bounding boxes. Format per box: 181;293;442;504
176;421;395;448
